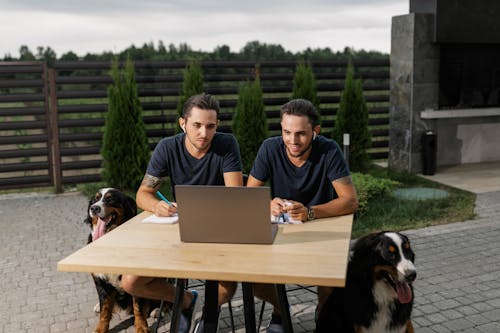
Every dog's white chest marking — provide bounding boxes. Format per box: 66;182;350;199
358;282;406;333
360;281;403;333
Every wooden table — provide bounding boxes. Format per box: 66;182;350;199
58;211;354;332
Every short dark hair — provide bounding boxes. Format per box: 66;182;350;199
280;99;320;127
182;93;220;118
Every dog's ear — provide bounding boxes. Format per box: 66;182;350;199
123;195;137;221
84;199;93;226
349;232;385;280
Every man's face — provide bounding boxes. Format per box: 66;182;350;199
180;106;218;154
280;113;315;158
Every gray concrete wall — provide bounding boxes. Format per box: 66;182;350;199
389;13;439;173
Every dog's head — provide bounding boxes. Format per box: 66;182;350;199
84;188;137;242
351;231;416;304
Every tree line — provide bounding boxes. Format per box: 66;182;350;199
3;40;387;65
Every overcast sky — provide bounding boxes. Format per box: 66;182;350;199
1;0;409;58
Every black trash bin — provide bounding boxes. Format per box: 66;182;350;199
421;131;437;175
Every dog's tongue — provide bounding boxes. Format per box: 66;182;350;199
92;218;107;241
396;281;412;304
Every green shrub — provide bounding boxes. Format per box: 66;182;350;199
352;172;400;216
333;61;371;171
176;61;204;133
101;59;150;192
232;78;268;173
291;61;320;108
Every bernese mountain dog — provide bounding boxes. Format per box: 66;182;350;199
85;188;160;333
316;231;417;333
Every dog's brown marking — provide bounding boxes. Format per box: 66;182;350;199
353;324;364;333
93;290;116;333
406;320;415;333
373;264;399;279
132;297;151;333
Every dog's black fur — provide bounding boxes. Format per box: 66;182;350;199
85;188;159;333
316;231;416;333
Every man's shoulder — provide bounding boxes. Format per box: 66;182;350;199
157;134;183;148
211;132;240;153
316;135;341;150
261;136;282;147
213;132;238;145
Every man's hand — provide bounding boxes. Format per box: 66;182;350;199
270;197;287;216
282;200;308;222
152;201;177;217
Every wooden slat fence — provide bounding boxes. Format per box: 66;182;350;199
0;59;389;191
0;61;55;189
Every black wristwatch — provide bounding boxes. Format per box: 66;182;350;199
307;207;315;221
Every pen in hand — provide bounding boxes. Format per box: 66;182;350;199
156;191;174;207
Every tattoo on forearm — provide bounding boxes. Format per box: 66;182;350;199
142;174;164;189
335;176;353;185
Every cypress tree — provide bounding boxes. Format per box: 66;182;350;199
233;77;268;173
101;59;150;191
176;61;204;132
291;61;320;108
332;61;371;172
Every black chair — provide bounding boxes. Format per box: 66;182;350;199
153;279;236;333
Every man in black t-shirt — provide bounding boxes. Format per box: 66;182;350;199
121;94;243;333
247;99;358;333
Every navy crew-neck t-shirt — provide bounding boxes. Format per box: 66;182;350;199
250;135;349;206
146;132;242;199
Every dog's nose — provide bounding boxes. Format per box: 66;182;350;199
90;205;101;215
405;270;417;282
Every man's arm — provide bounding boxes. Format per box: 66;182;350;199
136;174;177;217
284;175;358;222
223;171;244;186
313;176;358;218
246;174;265;187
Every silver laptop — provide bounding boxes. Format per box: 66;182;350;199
175;185;278;244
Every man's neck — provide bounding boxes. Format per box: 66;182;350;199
184;137;210;159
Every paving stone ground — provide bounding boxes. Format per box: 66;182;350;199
0;190;499;333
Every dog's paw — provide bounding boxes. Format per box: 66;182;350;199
93;324;108;333
93;302;100;314
149;303;171;318
149;307;160;318
135;327;150;333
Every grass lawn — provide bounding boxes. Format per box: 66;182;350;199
351;165;476;238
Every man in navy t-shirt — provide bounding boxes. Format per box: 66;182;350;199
247;98;358;333
121;94;243;333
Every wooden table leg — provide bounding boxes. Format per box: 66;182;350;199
276;284;293;333
170;278;186;333
242;282;257;333
203;280;219;333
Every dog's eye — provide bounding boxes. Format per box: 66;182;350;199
404;242;410;250
388;245;396;253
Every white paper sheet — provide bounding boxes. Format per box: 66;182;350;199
142;214;178;224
